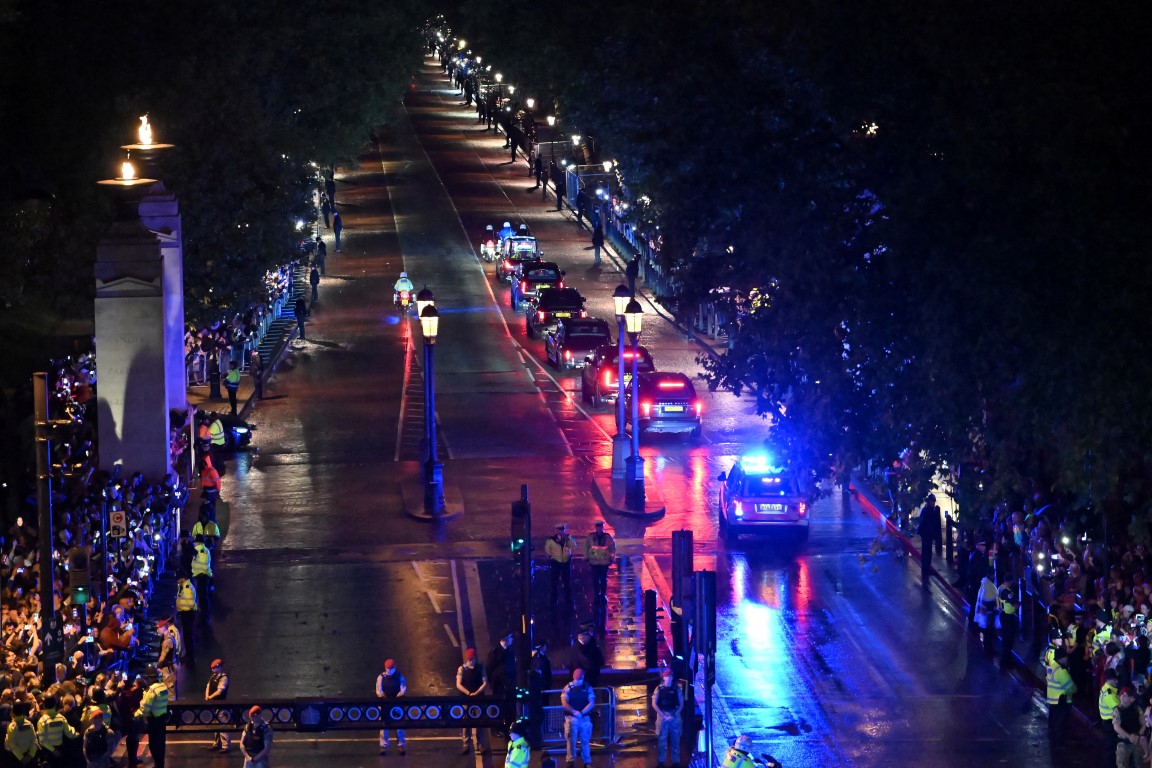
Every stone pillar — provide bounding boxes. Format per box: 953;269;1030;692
94;221;170;479
137;183;186;411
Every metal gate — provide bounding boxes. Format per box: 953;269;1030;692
538;687;617;747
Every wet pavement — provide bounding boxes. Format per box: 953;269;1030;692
157;57;1101;768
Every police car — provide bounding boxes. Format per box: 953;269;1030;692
717;454;809;543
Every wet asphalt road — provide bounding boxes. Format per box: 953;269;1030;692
159;58;1099;768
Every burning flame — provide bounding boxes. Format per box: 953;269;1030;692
138;115;152;146
121;161;136;180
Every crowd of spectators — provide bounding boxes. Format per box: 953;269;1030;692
1;354;188;757
184;261;298;386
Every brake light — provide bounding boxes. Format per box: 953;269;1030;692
694;401;702;416
537;311;546;322
734;501;744;517
486;240;494;249
640;400;652;417
579;309;588;317
657;380;686;389
603;370;614;387
564;350;572;360
558;280;564;289
504;260;513;269
521;281;527;292
400;291;410;300
798;502;808;517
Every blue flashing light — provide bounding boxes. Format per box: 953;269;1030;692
739;454;785;475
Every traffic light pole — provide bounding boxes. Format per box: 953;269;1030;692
513;484;533;691
694;570;717;765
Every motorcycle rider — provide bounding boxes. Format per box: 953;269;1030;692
497;221;516;245
394;272;415;307
721;734;756;768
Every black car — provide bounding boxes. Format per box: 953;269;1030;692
624;371;702;438
526;287;586;338
580;344;656;406
544;318;612;369
496;236;540;281
511;261;565;309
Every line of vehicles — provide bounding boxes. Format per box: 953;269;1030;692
477;220;811;543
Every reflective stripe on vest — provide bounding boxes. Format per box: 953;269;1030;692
1046;667;1074;706
143;683;170;717
1100;684;1120;721
38;715;67;747
192;545;211;576
176;583;197;611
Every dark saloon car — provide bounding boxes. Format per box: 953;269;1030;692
579;344;655;406
526;287;586;338
544;318;612;369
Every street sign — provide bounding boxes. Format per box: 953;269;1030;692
109;511;127;538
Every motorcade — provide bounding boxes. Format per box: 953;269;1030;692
526;287;586;338
580;344;655;406
496;236;541;281
717;454;810;542
544;318;612;369
624;371;702;439
512;261;565;308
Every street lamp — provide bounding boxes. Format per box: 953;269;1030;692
610;285;632;480
624;298;645;509
420;302;445;516
415;286;435;318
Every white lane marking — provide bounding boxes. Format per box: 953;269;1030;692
444;623;459;647
450;560;468;656
462;560;489;650
412;560;443;613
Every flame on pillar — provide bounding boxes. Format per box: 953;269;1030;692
121;161;136;180
138;115;153;146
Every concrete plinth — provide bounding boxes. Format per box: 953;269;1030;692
591;471;665;519
94;221;170;479
399;476;464;521
137;183;186;412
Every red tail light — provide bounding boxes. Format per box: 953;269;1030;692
603;370;614;387
400;291;410;300
579;309;588;317
504;260;513;269
558;280;565;289
537;311;546;322
641;400;652;417
694;401;703;416
798;502;808;517
521;281;528;292
486;240;494;249
564;350;572;360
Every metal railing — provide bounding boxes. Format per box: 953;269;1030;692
537;687;617;747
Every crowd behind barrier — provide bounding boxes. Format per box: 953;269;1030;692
1;353;189;759
185;261;299;387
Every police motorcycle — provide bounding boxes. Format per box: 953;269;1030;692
393;272;416;315
479;224;498;262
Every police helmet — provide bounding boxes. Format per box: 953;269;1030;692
400;272;408;279
509;718;530;738
142;663;159;680
734;734;753;752
503;221;511;228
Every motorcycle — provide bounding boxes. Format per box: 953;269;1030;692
394;290;414;314
479;224;497;262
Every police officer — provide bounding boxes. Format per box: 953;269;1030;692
651;669;683;768
997;577;1019;668
506;719;531;768
1099;668;1121;763
455;648;489;755
156;617;181;700
721;735;756;768
546;524;575;607
4;701;38;766
561;669;595;768
1046;650;1076;745
584;521;616;627
191;534;213;624
205;659;231;752
175;574;198;664
224;360;242;415
135;665;170;768
376;659;407;756
36;694;78;768
240;707;273;768
191;510;221;551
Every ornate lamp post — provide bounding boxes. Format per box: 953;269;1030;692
420;300;445;516
624;298;645;509
611;285;632;480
